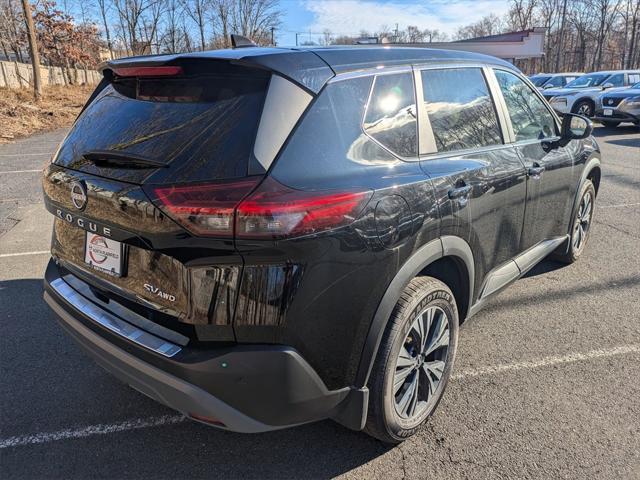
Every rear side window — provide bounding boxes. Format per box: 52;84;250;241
271;76;398;190
54;65;270;184
628;73;640;84
364;72;417;157
494;70;557;142
420;68;502;153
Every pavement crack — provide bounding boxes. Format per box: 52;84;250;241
594;219;640;240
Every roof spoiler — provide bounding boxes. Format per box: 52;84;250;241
231;34;257;49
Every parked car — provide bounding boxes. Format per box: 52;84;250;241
42;45;602;444
529;72;582;90
593;82;640;127
543;70;640;117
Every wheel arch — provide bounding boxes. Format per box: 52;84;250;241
353;236;474;388
571;96;595;114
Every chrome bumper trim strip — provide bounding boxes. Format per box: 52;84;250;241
50;277;182;358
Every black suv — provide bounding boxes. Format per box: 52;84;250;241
43;46;601;443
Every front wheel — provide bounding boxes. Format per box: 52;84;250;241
365;277;458;443
554;180;596;264
573;100;594;117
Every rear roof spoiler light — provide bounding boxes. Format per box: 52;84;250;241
148;177;372;240
112;66;184;77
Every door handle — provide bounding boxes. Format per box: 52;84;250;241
448;184;472;200
528;164;545;178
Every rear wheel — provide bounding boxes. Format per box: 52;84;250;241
573;100;594;117
554;180;596;264
365;277;458;443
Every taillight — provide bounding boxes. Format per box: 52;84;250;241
236;177;372;239
151;178;261;237
150;177;372;239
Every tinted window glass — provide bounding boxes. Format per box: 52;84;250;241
547;76;564;87
272;77;398;190
495;70;557;142
54;69;269;184
421;68;502;152
629;74;640;84
364;73;417;157
566;74;608;88
530;76;551;87
607;73;624;87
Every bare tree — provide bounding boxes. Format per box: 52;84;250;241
20;0;41;98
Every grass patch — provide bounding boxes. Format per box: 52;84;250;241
0;84;94;144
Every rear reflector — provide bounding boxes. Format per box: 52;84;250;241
112;66;184;77
150;177;372;239
188;413;226;427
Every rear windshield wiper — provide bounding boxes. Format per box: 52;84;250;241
83;150;169;169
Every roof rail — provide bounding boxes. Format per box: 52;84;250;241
231;34;257;49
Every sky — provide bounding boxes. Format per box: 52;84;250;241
276;0;512;46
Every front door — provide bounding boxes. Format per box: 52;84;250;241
492;68;575;251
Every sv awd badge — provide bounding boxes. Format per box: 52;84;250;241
144;283;176;302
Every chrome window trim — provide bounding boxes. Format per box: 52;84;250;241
419;142;515;161
328;65;413;83
50;277;182;358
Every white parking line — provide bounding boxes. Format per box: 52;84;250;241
0;415;185;449
598;203;640;209
1;344;638;449
1;169;42;174
453;344;640;379
0;251;50;258
0;152;53;157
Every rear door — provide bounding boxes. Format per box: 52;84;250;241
491;68;574;251
417;66;527;301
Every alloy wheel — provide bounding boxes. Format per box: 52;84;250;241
573;190;593;252
577;103;593;117
393;306;450;419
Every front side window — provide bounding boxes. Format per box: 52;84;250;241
495;70;557;142
364;72;418;157
606;73;624;87
530;75;551;87
421;68;502;153
546;76;564;87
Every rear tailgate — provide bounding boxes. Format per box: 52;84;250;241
44;60;271;339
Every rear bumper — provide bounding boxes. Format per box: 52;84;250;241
44;259;367;433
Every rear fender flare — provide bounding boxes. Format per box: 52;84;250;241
354;236;474;388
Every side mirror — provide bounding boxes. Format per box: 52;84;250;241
602;82;614;89
561;113;593;140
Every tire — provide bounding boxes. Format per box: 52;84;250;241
572;100;594;117
553;180;596;264
601;121;620;127
364;276;459;443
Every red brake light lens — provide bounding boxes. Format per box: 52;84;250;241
151;177;372;239
112;66;184;77
236;177;372;239
152;178;261;237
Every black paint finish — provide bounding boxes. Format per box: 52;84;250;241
42;46;602;432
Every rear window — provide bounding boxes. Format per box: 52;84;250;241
421;68;502;153
54;65;270;184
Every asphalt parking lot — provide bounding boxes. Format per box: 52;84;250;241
1;124;639;479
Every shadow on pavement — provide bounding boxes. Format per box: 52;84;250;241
0;278;394;478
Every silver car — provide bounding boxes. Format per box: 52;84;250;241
542;70;640;117
593;82;640;127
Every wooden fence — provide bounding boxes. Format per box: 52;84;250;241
0;61;101;89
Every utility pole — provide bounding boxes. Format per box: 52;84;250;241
296;32;300;46
271;27;275;46
21;0;42;99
